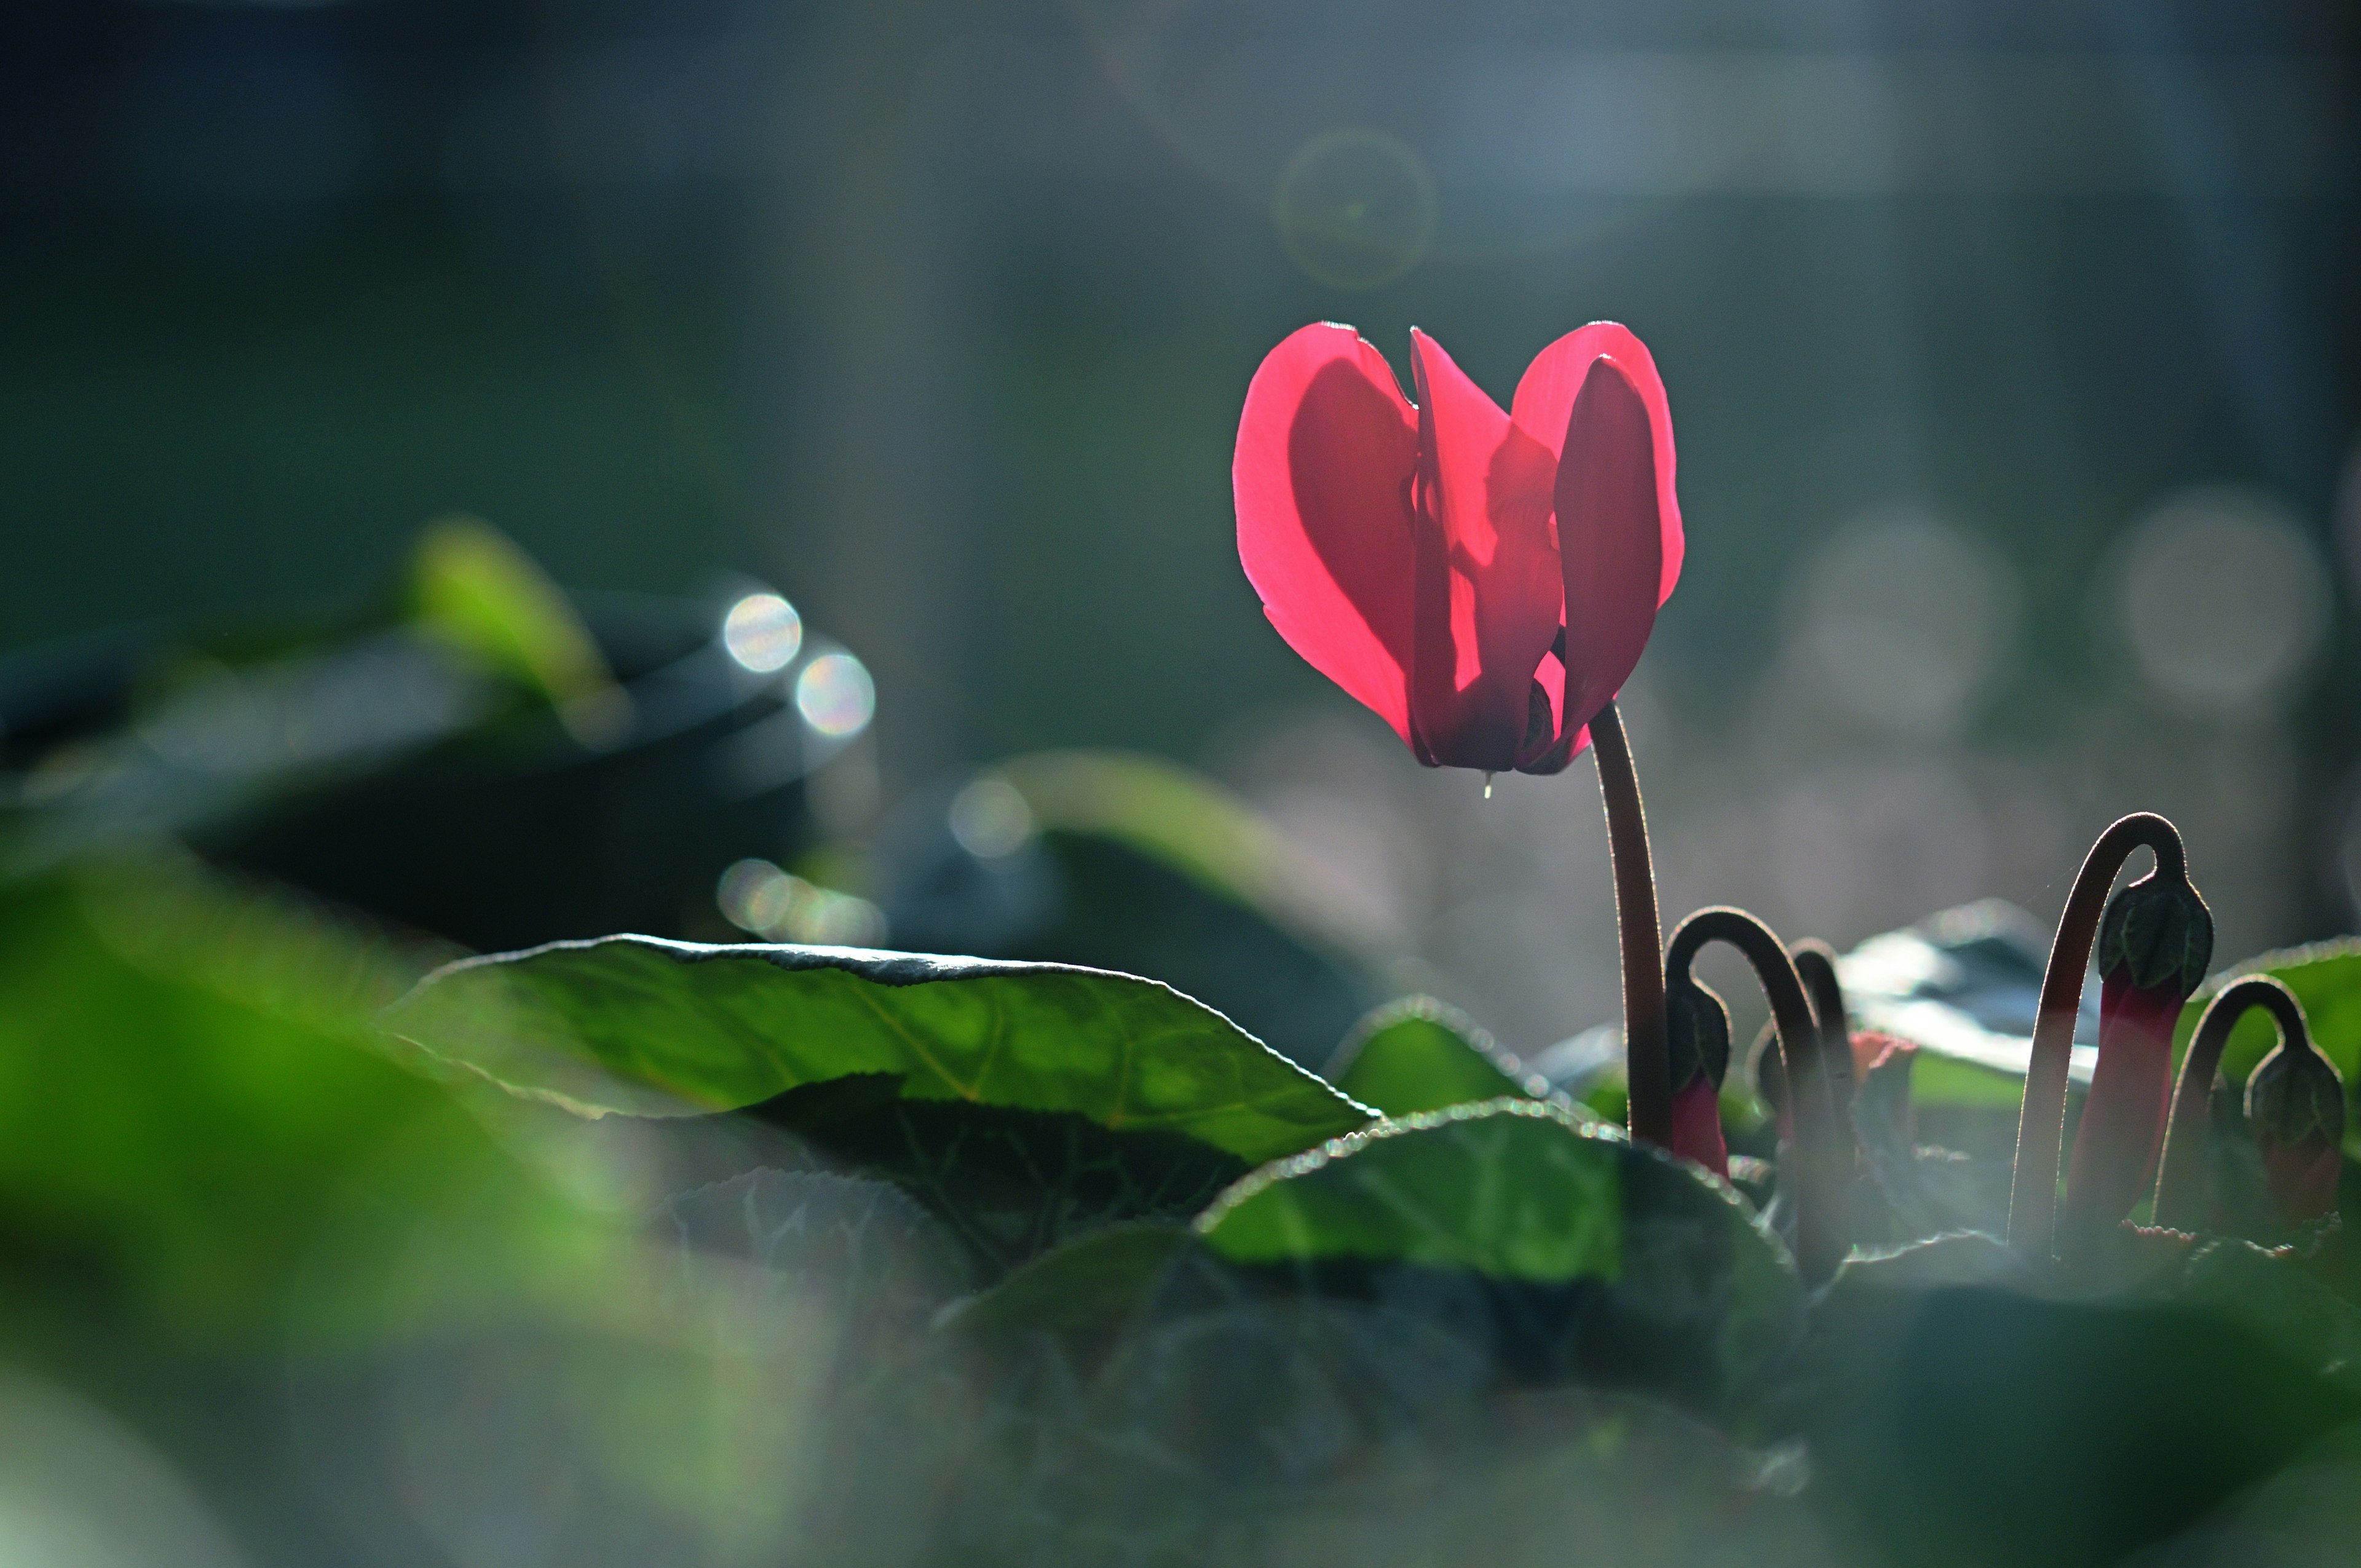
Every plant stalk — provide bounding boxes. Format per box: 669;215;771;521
1591;700;1671;1150
2151;975;2304;1232
1666;907;1847;1283
2006;812;2186;1262
1790;940;1854;1117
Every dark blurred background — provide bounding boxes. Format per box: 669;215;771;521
4;0;2357;1052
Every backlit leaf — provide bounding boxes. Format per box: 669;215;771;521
1326;997;1581;1120
384;936;1374;1277
1195;1099;1802;1426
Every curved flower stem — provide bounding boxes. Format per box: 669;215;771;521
1591;700;1671;1151
1790;940;1854;1117
1666;906;1847;1284
2151;975;2305;1232
2006;812;2187;1263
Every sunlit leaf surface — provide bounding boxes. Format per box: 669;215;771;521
386;936;1375;1277
386;936;1369;1157
1327;996;1580;1120
1196;1099;1802;1425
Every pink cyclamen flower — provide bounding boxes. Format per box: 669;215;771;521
1234;323;1682;774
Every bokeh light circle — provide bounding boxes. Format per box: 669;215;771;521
722;593;804;673
718;857;796;935
1271;129;1438;290
947;776;1036;860
1787;508;2019;737
2111;485;2328;713
794;652;875;738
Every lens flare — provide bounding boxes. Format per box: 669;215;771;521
794;653;875;738
716;857;884;946
722;593;804;673
1271;129;1438;290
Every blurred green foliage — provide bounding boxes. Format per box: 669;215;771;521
0;855;465;1340
879;750;1384;1066
409;513;617;711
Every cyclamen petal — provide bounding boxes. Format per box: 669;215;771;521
1234;321;1678;774
1511;322;1683;606
1234;323;1421;751
1406;330;1563;772
1556;358;1666;743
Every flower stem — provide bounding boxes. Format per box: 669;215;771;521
2006;812;2187;1263
1666;906;1848;1283
2151;975;2305;1232
1790;940;1855;1117
1590;700;1671;1150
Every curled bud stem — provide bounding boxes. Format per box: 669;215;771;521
2006;812;2189;1263
2152;975;2307;1232
1790;940;1856;1118
1591;700;1671;1150
1666;906;1848;1284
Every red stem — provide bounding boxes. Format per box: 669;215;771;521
1591;700;1671;1151
2006;812;2187;1263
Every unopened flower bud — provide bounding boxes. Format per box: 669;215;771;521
2246;1041;2346;1227
2063;869;2214;1249
1666;976;1731;1178
2095;873;2213;997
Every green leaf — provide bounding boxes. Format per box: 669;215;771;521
1908;1050;2031;1111
1825;1230;2026;1295
1805;1262;2361;1568
1326;997;1586;1120
1195;1099;1803;1425
660;1168;970;1321
748;1077;1256;1279
946;1222;1191;1369
384;936;1369;1161
384;937;1374;1277
1200;1099;1624;1282
2176;1238;2361;1395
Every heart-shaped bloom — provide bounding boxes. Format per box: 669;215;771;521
1235;323;1682;773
